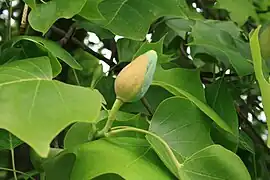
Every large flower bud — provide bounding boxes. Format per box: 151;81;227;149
115;50;157;102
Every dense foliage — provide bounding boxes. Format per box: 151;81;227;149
0;0;270;179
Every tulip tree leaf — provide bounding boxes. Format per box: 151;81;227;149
205;79;239;152
23;0;36;9
117;37;171;63
79;0;104;20
12;36;82;71
178;145;251;180
153;66;233;135
0;57;102;157
70;137;175;179
249;25;270;147
147;97;213;177
0;130;23;150
28;0;87;33
93;0;189;40
215;0;258;26
190;21;253;76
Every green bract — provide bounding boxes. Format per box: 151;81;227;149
115;50;158;102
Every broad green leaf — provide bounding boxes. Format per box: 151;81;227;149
67;49;104;88
93;173;124;180
249;25;270;147
165;18;194;38
190;21;253;76
23;0;36;9
147;97;213;177
179;145;251;180
0;57;102;157
152;73;233;134
76;18;114;40
12;36;82;70
70;137;175;179
0;130;22;150
215;0;257;26
117;39;143;62
79;0;104;20
154;65;205;102
28;0;87;33
43;152;76;180
64;122;95;149
93;0;189;40
117;37;171;63
206;79;239;152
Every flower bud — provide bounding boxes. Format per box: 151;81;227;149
115;50;158;102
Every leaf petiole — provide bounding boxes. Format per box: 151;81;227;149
106;126;182;174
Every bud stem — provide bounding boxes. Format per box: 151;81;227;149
96;99;124;138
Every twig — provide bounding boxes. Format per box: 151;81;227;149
141;97;153;116
51;25;116;67
59;23;76;46
20;4;29;35
5;0;12;41
237;106;270;154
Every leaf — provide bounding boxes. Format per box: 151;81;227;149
28;0;87;33
12;36;82;70
0;57;101;157
23;0;36;9
92;0;189;40
70;137;175;179
249;25;270;147
152;73;232;133
165;18;194;39
43;152;76;180
178;145;251;180
117;36;171;63
147;97;213;177
215;0;257;26
64;122;95;149
190;21;253;76
206;79;239;152
0;130;23;150
154;65;206;102
79;0;104;21
67;49;104;88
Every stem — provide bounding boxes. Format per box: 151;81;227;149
5;0;12;41
96;99;124;137
9;133;17;180
107;126;182;171
0;167;35;180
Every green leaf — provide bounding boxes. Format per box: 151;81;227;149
64;122;95;149
206;79;239;152
12;36;82;70
92;0;189;40
249;25;270;147
70;137;175;179
23;0;36;9
215;0;257;26
28;0;87;33
147;97;213;177
67;49;104;88
165;18;194;39
0;57;101;157
117;36;171;63
190;21;253;76
43;152;76;180
179;145;251;180
79;0;104;21
154;65;206;102
0;130;23;150
152;68;233;134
